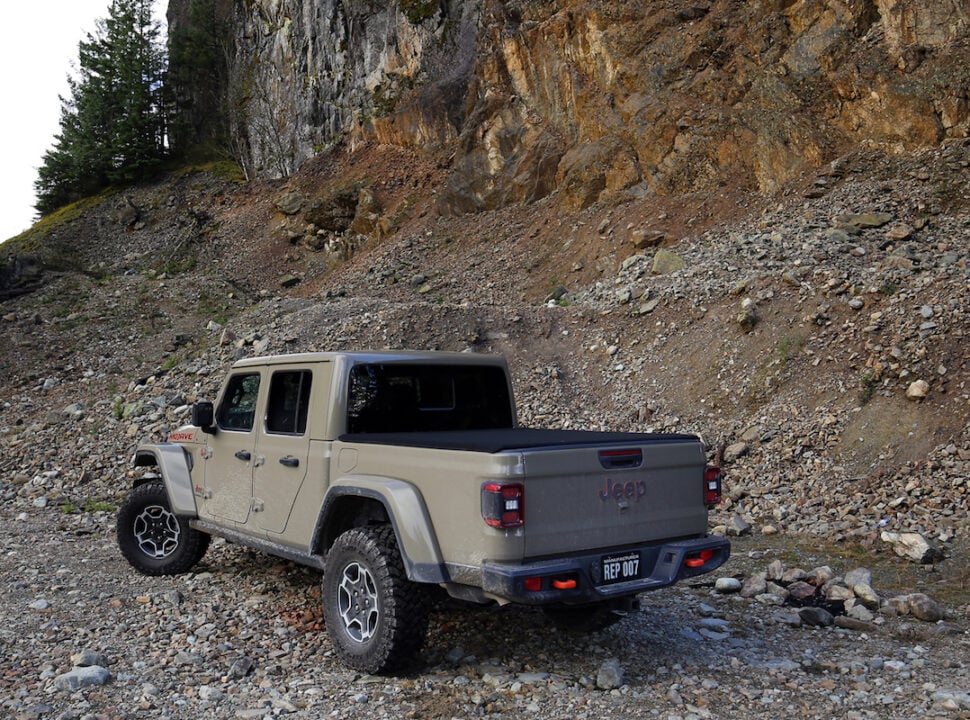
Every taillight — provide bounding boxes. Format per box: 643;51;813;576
704;466;722;508
481;482;524;528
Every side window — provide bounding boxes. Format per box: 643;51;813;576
266;370;313;435
216;373;261;431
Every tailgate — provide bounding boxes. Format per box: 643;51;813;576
519;438;708;558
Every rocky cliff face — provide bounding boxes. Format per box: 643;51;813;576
180;0;481;177
168;0;970;211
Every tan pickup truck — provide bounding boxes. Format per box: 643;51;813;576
117;351;729;673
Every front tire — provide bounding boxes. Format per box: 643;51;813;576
322;525;430;674
117;480;209;575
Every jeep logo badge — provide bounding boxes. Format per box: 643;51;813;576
598;478;647;502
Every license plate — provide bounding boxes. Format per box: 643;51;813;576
601;552;641;585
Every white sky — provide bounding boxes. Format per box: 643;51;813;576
0;1;167;244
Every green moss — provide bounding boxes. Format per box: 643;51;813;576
4;190;116;254
198;290;229;326
170;158;247;183
860;370;878;404
60;498;116;515
160;253;199;276
775;333;806;366
85;500;116;513
879;279;899;296
401;0;438;24
372;86;399;117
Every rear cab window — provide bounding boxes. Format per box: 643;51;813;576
346;363;513;433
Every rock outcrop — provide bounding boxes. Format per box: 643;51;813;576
0;253;43;300
169;0;970;213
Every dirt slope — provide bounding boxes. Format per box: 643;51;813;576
1;137;968;555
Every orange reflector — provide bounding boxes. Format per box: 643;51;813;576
524;577;542;592
685;549;716;568
552;579;577;590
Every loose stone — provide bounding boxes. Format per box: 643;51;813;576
596;659;624;690
53;666;110;691
70;649;107;667
715;577;742;593
799;607;834;627
905;593;945;622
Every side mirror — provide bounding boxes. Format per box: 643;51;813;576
192;401;216;434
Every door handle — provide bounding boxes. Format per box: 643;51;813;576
279;455;300;468
235;450;251;461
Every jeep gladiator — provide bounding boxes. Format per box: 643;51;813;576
117;351;729;672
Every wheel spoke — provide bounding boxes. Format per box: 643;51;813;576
337;562;380;643
132;504;181;559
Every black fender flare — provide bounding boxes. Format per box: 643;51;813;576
314;477;448;584
132;444;198;516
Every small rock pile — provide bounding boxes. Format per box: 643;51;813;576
717;559;952;632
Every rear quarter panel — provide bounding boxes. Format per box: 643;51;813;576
332;440;525;568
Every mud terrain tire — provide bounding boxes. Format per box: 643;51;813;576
117;480;209;575
323;525;430;674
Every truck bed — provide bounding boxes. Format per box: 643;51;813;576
338;428;699;453
337;427;714;569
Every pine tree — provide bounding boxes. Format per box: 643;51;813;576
35;0;166;216
167;0;233;158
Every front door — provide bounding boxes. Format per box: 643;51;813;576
202;371;262;523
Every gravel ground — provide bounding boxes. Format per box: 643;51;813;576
2;506;968;720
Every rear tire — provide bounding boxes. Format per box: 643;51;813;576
117;480;209;575
322;525;430;674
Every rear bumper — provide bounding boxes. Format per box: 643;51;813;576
479;535;731;605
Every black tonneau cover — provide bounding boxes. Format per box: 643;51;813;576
338;428;699;454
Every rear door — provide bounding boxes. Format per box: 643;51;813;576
519;438;708;558
252;367;316;533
